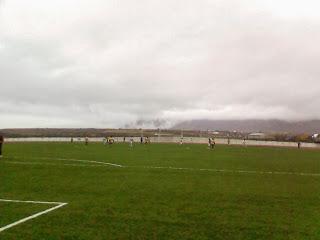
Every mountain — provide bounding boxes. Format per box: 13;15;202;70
172;119;320;134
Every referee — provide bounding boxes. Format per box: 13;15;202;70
0;135;4;158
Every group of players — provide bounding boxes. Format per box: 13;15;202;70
103;136;115;145
0;135;219;159
81;136;152;147
63;136;218;149
0;134;306;159
84;136;216;149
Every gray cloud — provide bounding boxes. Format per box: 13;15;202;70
1;0;320;128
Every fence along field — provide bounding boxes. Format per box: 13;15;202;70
5;136;320;149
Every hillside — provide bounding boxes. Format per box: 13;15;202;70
172;119;320;134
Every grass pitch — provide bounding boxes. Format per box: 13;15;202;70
1;142;320;239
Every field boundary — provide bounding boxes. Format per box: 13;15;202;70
0;199;68;233
5;137;320;149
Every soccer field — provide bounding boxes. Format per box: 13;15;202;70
1;142;320;239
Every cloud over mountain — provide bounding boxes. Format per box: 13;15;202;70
1;0;320;128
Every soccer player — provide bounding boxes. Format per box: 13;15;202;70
109;136;114;145
130;137;134;147
85;137;89;145
0;135;3;158
140;136;143;144
210;138;216;149
208;138;211;148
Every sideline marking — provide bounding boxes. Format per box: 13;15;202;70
2;156;320;177
0;199;67;233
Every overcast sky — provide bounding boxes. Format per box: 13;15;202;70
1;0;320;128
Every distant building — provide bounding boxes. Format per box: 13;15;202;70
248;132;267;140
312;134;320;143
208;130;221;135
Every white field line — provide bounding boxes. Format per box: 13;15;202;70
2;157;320;177
41;157;123;168
2;161;104;168
129;166;320;177
7;156;123;168
0;199;67;233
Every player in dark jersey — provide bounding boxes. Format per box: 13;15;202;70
210;138;216;149
0;135;4;158
109;136;115;145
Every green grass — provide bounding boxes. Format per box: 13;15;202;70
0;202;54;228
0;142;320;239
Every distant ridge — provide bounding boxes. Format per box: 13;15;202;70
172;119;320;134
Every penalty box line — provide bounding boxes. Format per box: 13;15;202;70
0;199;68;233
